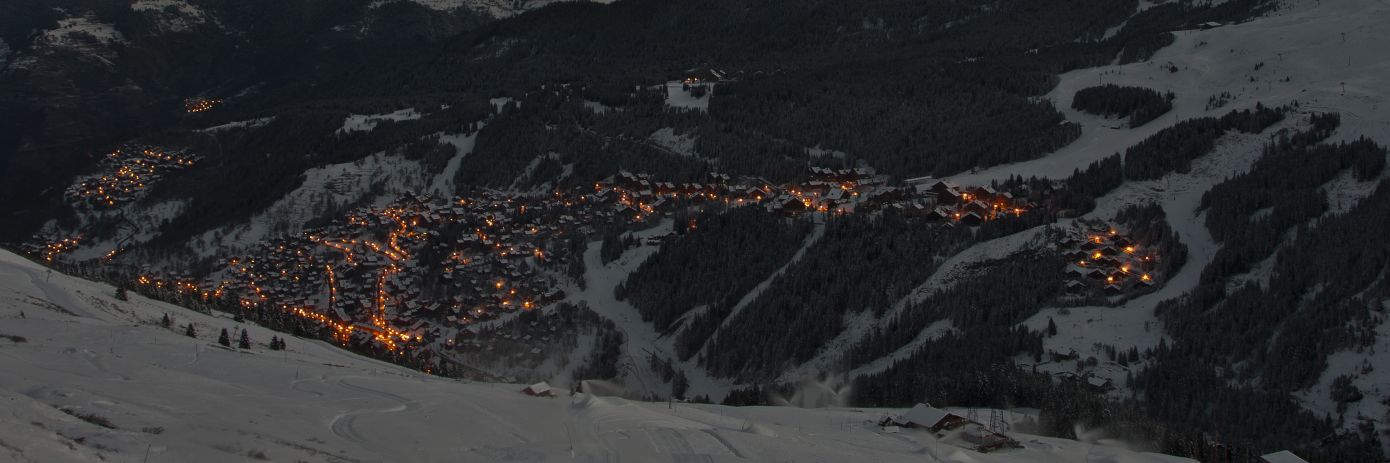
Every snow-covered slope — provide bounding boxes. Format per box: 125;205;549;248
950;0;1390;186
0;249;1198;462
373;0;609;18
937;0;1390;421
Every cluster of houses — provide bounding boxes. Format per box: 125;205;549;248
195;192;589;352
879;404;1019;453
1059;223;1161;296
597;167;1037;225
65;145;198;209
681;67;728;86
21;234;84;264
102;165;1040;358
890;178;1034;224
183;97;221;113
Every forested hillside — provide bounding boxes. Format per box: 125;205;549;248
702;215;977;381
616;207;812;334
1072;84;1174;127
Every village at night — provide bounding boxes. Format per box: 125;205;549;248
25;153;1177;377
3;0;1384;461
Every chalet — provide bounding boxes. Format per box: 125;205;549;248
682;67;726;84
959;211;984;226
889;404;970;432
1065;265;1087;279
927;207;952;222
865;186;907;205
1085;376;1114;392
962;200;991;216
928;180;963;204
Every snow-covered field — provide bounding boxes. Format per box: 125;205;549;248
0;250;1196;462
130;0;210;33
373;0;590;18
197;117;276;134
663;82;713;112
29;15;126;63
949;0;1390;187
647;128;698;157
337;109;423;135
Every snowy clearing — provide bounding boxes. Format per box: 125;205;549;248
336;108;422;135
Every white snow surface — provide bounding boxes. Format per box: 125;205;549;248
372;0;592;18
196;117;276;133
0;249;1198;462
563;220;736;400
34;16;126;62
427;131;478;197
948;0;1390;187
648;127;699;157
663;81;713;112
130;0;209;32
1298;302;1390;430
337;108;422;135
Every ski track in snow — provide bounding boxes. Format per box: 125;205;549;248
706;223;825;345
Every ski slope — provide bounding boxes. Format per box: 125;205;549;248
948;0;1390;187
938;0;1390;401
0;249;1198;462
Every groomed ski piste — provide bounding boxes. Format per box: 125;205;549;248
0;249;1192;462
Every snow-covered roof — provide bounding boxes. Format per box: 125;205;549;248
899;404;952;428
1260;451;1309;463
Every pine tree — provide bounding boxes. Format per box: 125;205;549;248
671;369;690;400
1047;317;1058;336
238;330;251;349
218;328;231;347
114;287;128;301
184;323;197;338
161;313;172;329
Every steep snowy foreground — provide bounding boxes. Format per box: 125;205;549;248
0;250;1192;462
